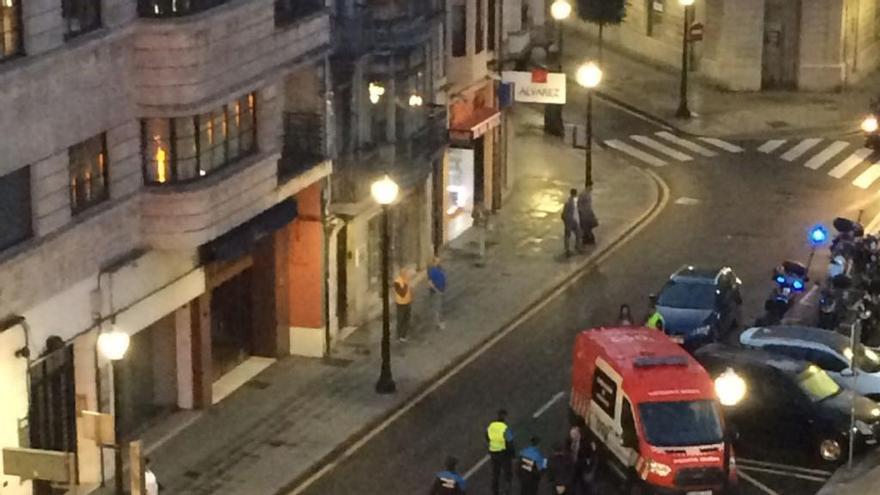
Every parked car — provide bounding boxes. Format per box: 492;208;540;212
740;325;880;401
656;266;742;349
695;344;880;465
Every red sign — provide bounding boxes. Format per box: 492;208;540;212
689;22;704;41
531;68;548;83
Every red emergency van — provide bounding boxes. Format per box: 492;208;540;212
570;327;736;495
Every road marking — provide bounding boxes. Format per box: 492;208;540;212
738;471;780;495
758;139;787;153
532;391;566;419
853;163;880;189
698;137;744;153
604;139;668;167
780;138;822;161
463;455;490;480
737;458;832;477
739;466;828;483
804;141;850;170
675;197;700;206
285;169;671;495
655;131;717;157
828;148;874;178
631;135;693;161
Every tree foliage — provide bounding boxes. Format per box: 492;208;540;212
576;0;627;26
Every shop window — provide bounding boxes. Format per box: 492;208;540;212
475;0;484;53
0;166;32;252
143;93;257;185
69;133;109;215
0;0;23;61
647;0;664;36
487;0;495;50
451;3;466;57
367;214;382;291
28;342;77;455
61;0;101;40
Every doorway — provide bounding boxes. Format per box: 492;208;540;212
336;224;348;328
474;136;485;205
761;0;801;89
210;269;255;380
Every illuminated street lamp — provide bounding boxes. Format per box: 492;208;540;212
408;94;423;107
371;175;399;394
550;0;572;57
369;82;385;105
98;326;130;495
715;366;745;491
863;115;879;134
676;0;695;118
576;62;603;188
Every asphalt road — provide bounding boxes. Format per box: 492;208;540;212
295;98;876;495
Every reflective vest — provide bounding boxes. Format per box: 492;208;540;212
487;421;509;452
394;276;412;305
646;311;665;330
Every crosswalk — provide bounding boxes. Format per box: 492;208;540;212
601;132;743;167
758;138;880;189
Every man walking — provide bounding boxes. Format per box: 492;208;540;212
428;256;447;330
487;409;515;495
578;187;598;245
516;437;547;495
394;268;412;342
561;188;581;256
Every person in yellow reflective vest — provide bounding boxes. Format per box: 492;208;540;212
645;294;665;331
394;268;413;342
486;409;514;495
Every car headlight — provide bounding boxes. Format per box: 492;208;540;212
855;420;874;435
648;460;672;477
820;439;842;461
693;325;712;336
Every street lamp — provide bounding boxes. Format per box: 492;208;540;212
863;115;879;134
576;62;603;188
371;174;399;394
715;367;745;491
676;0;695;118
408;94;423;107
98;326;130;495
550;0;571;59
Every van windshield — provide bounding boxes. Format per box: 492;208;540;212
638;400;723;447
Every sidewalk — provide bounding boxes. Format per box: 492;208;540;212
93;108;662;495
817;448;880;495
561;22;879;139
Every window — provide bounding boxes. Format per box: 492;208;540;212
475;0;484;53
143;93;257;185
638;400;723;447
657;281;717;310
69;134;109;214
647;0;664;36
487;0;495;50
61;0;101;39
451;4;466;57
0;166;32;251
137;0;225;18
0;0;23;61
621;399;638;448
590;367;618;418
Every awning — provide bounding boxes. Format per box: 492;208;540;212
449;107;501;141
200;199;298;263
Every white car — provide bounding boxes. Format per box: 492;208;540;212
740;325;880;401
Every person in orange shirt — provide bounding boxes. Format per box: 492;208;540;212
394;268;413;342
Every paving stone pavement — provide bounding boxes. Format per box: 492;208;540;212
90;108;662;495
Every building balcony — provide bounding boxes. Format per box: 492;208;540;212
278;111;327;181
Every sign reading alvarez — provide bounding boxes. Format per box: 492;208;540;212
501;70;567;105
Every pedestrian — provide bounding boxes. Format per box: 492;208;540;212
547;442;574;494
394;267;413;342
517;436;547;495
561;188;581;257
566;417;586;492
472;202;490;266
617;304;634;326
487;409;515;495
430;456;467;494
645;294;665;331
577;187;598;246
144;457;162;495
428;256;447;330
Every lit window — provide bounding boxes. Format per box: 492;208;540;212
69;134;109;214
0;0;23;60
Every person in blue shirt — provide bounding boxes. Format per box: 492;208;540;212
427;256;447;330
430;456;466;494
517;436;547;495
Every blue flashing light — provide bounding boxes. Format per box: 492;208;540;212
775;275;787;285
809;225;829;247
792;279;804;290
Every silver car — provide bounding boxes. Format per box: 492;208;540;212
740;325;880;401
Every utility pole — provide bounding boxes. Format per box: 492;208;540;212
493;0;506;211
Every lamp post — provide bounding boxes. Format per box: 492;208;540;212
550;0;571;61
715;367;746;491
576;62;603;188
676;0;695;118
98;327;130;495
371;175;399;394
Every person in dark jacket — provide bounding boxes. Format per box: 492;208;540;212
577;187;598;245
547;442;574;494
561;188;581;256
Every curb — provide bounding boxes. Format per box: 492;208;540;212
595;90;689;135
280;166;670;495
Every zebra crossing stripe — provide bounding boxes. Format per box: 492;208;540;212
780;138;822;161
853;163;880;189
698;137;744;153
804;141;850;170
630;135;693;161
604;139;667;167
758;139;787;153
655;131;717;157
828;148;875;178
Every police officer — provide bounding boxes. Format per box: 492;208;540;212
430;456;466;494
487;409;514;495
645;294;665;331
517;437;547;495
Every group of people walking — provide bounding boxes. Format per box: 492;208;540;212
561;187;598;257
430;410;597;495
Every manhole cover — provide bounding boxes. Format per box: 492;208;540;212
247;380;270;390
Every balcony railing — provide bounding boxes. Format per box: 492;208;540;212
137;0;227;18
278;112;327;180
275;0;325;27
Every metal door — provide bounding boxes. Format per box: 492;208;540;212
762;0;801;89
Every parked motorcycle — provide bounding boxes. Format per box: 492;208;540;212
818;274;853;330
761;261;809;325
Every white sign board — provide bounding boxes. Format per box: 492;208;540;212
501;71;567;104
